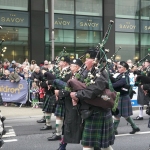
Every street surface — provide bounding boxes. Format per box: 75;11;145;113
0;106;150;150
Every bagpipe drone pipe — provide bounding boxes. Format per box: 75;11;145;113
66;20;120;113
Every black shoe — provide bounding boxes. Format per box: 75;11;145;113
130;127;140;134
1;116;6;122
40;125;52;130
94;147;100;150
37;119;46;123
134;116;143;120
0;139;4;148
47;134;61;141
115;130;118;135
57;143;67;150
2;129;6;135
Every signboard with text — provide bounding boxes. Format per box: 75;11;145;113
0;10;29;27
0;80;28;104
45;13;102;31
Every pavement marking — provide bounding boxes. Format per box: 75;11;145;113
116;131;150;137
3;139;18;142
3;127;16;138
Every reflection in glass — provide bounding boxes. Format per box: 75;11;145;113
115;0;140;19
115;32;139;62
141;0;150;20
45;29;74;60
76;30;101;44
76;0;102;16
45;0;74;14
76;31;102;58
0;0;28;11
0;27;29;62
141;34;150;58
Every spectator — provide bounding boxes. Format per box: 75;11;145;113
30;66;44;83
39;84;45;102
30;82;39;108
23;58;30;66
1;70;10;80
41;60;49;72
30;60;37;72
23;67;31;82
15;67;24;79
9;69;21;83
127;59;133;69
8;60;16;73
0;62;4;79
1;70;10;107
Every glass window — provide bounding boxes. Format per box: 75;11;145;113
45;29;74;60
141;34;150;58
45;0;74;14
76;30;101;44
76;31;102;58
115;0;140;19
141;0;150;20
115;32;139;62
76;0;102;16
0;0;28;11
0;27;29;62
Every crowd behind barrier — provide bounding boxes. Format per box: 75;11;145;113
0;59;52;107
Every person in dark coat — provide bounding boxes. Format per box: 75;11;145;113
70;49;115;150
47;56;71;141
30;66;44;84
134;59;150;120
55;59;84;150
112;61;140;135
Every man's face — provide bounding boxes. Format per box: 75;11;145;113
70;64;80;73
144;62;150;68
85;58;94;70
44;62;49;68
58;61;66;69
35;67;40;73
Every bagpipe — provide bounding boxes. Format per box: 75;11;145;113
66;20;120;113
110;47;122;63
133;53;150;85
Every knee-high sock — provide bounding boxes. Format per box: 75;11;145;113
56;119;63;136
101;146;113;150
83;148;94;150
126;117;138;129
113;120;120;131
139;105;144;117
45;113;51;126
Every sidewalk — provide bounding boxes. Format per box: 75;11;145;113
0;105;43;118
0;105;143;119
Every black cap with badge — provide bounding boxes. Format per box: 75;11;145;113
85;48;100;60
60;56;70;64
70;59;83;67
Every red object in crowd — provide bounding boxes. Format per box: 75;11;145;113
39;87;45;99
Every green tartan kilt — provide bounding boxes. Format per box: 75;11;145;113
115;95;133;118
42;95;56;113
81;110;115;148
54;101;65;118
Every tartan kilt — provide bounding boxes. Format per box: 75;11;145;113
54;101;65;118
115;94;133;118
81;110;115;148
42;95;56;113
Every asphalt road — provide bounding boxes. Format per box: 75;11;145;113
1;111;150;150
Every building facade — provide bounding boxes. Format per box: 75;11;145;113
0;0;149;64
